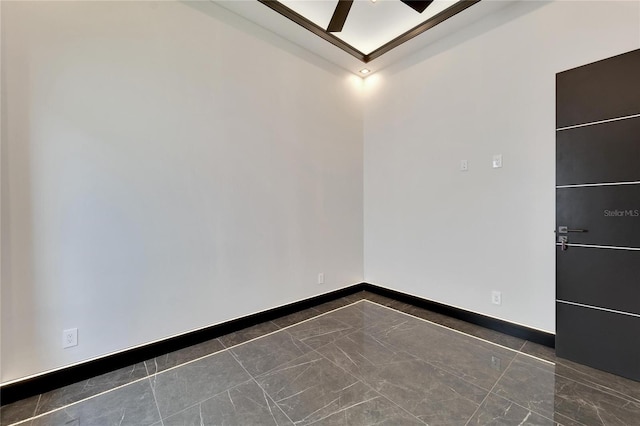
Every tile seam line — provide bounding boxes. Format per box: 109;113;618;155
552;371;640;406
463;355;517;426
556;113;640;131
5;297;555;425
5;300;363;426
165;377;264;423
255;350;348;415
484;392;563;425
153;375;281;425
363;300;555;366
227;350;297;426
145;361;165;426
4;374;153;426
0;283;364;387
217;300;364;353
144;299;361;378
359;303;555;396
309;349;428;425
311;314;455;423
371;309;552;371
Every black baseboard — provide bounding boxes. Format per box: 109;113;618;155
1;282;554;406
361;283;556;348
0;285;363;406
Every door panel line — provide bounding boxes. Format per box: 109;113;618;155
556;113;640;131
557;300;640;318
556;181;640;189
555;243;640;251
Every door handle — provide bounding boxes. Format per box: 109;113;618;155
558;226;588;234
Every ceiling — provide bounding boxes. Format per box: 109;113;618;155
277;0;464;55
216;0;517;76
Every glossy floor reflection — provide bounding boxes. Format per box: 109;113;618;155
2;293;639;425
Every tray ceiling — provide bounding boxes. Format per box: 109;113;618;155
278;0;464;55
215;0;517;76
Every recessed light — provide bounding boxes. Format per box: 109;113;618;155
370;0;377;3
359;68;371;75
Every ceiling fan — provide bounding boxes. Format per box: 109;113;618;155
327;0;434;32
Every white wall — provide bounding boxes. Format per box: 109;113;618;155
3;0;639;385
1;1;364;383
364;0;640;333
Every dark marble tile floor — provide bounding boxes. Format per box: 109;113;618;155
2;292;639;426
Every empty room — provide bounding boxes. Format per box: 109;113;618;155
1;0;639;425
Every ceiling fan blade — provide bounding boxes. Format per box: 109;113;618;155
327;0;354;33
399;0;434;13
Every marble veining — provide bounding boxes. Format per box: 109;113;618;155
159;380;292;426
286;316;355;349
0;395;39;426
467;393;557;425
30;362;148;417
3;294;640;426
31;379;160;426
150;350;251;419
230;330;313;377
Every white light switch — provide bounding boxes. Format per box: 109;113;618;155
492;154;503;168
460;160;468;171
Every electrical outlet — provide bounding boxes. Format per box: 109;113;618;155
63;328;78;348
317;273;324;285
491;291;502;305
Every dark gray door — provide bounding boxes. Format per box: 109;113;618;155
556;49;640;382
